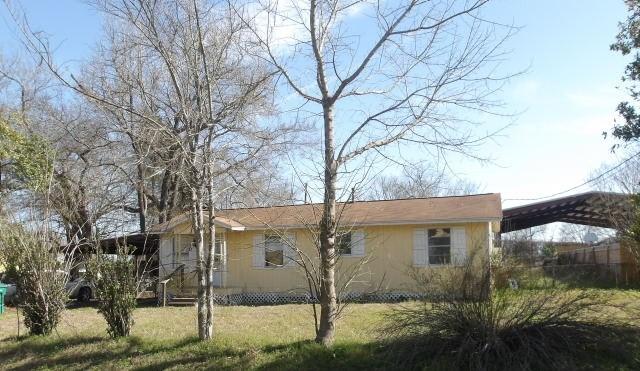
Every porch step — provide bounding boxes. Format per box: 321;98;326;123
137;290;157;299
167;297;197;306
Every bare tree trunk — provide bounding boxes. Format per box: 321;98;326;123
316;102;337;345
205;173;216;339
190;187;211;340
136;162;147;233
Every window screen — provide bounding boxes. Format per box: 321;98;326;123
428;228;451;265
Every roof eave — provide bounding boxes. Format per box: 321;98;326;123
237;217;502;230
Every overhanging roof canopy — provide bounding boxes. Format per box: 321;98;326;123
501;192;633;233
99;233;160;255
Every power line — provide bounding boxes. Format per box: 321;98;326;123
503;150;640;202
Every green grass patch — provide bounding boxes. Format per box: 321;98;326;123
0;303;391;370
0;291;639;370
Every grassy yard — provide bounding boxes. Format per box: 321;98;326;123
1;290;640;370
0;303;392;370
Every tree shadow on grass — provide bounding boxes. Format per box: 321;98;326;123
256;340;396;371
0;335;105;358
0;335;257;371
377;323;640;371
0;334;395;371
64;298;158;310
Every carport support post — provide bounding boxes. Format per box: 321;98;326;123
160;281;167;307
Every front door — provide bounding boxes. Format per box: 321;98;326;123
179;238;197;273
178;234;227;287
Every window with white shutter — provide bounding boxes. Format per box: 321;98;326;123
254;233;296;268
336;230;365;257
414;227;465;267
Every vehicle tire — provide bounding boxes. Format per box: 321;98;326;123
78;287;92;303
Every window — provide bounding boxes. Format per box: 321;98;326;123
214;239;223;264
428;228;451;265
264;234;284;267
336;232;352;255
182;242;194;261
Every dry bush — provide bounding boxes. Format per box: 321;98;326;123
0;224;69;336
381;255;639;370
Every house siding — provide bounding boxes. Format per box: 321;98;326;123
159;220;496;296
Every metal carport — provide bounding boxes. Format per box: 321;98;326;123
501;192;633;233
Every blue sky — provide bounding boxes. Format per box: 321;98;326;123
477;1;630;207
0;0;632;211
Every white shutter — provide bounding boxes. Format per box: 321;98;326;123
451;227;467;266
284;232;297;267
351;230;365;257
188;241;198;272
253;234;265;268
413;228;428;267
159;236;173;277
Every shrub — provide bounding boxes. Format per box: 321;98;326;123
381;255;638;370
0;225;68;336
86;251;137;338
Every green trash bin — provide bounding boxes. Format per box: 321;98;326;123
0;283;6;315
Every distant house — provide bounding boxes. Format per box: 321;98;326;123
150;194;502;303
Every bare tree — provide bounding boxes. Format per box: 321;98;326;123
247;202;378;337
0;57;138;248
80;0;289;340
500;226;546;265
588;149;640;268
235;0;514;345
366;163;481;200
3;0;294;340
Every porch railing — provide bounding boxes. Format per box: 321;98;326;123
159;263;185;307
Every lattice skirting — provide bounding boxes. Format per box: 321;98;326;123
204;291;423;306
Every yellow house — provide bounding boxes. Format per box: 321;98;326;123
151;193;502;303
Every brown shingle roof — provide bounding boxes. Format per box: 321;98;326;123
151;193;502;232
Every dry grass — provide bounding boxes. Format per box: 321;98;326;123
0;303;390;370
1;303;387;343
0;291;639;370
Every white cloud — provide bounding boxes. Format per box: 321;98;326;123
247;0;376;55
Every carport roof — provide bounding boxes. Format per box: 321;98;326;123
99;233;159;255
501;191;633;233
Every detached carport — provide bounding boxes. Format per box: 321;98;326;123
500;191;637;285
501;191;632;233
98;233;161;298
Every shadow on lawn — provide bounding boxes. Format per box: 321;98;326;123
256;340;393;371
64;298;158;310
0;334;394;371
0;335;242;370
3;329;639;371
